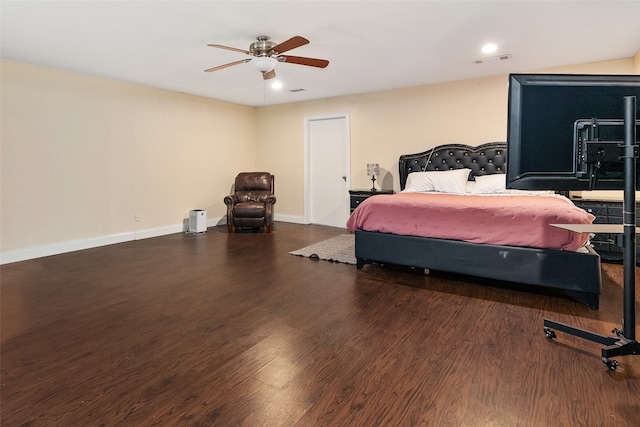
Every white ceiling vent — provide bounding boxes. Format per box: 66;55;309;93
474;54;511;64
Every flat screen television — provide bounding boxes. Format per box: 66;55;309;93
506;73;640;190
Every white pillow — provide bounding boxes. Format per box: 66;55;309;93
403;168;471;194
470;173;554;195
470;174;506;194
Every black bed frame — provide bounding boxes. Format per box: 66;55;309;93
355;142;602;309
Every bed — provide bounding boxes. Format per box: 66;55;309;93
347;142;602;309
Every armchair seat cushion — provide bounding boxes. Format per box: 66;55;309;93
234;202;266;218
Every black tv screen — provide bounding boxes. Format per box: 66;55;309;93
506;73;640;190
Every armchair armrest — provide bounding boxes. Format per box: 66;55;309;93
224;194;239;206
253;194;277;204
224;194;239;232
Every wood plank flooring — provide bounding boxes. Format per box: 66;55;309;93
1;222;639;426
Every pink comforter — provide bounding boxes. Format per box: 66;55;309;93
346;193;595;251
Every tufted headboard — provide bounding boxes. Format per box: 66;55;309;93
399;142;507;190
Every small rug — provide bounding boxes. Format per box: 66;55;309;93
289;234;356;265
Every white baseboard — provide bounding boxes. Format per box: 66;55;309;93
1;217;219;265
0;231;136;265
274;213;306;224
0;215;305;265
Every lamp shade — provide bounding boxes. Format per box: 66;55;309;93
251;56;277;73
367;163;380;177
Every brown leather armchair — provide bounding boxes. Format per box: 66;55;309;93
224;172;276;233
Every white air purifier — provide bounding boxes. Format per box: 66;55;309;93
189;210;207;233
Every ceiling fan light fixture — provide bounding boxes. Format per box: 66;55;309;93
251;56;278;73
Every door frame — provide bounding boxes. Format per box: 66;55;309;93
303;112;351;224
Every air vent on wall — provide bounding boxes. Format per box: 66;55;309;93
474;54;511;64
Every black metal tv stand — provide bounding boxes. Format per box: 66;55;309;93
543;96;639;371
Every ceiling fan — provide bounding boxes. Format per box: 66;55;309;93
205;35;329;80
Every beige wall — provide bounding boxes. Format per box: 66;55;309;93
1;59;256;257
255;74;510;216
1;55;637;261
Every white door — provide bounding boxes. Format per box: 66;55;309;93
305;114;350;227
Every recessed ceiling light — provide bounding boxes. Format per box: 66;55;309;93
271;81;283;90
481;43;498;54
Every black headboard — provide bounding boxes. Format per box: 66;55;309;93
399;142;507;190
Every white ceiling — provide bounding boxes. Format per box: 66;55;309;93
2;1;640;107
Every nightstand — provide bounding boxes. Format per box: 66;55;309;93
572;198;639;264
349;189;395;213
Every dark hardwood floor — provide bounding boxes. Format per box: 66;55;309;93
2;222;639;426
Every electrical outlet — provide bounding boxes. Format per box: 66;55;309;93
135;213;141;222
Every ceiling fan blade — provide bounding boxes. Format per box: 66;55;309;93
263;69;276;80
207;43;250;55
271;36;309;54
204;59;250;73
279;55;329;68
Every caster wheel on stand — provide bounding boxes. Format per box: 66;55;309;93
602;358;619;371
544;327;556;339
